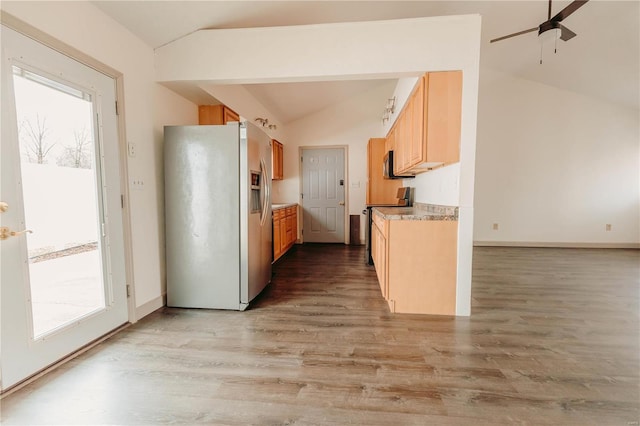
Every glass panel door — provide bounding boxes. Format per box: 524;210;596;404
1;25;128;392
12;66;107;338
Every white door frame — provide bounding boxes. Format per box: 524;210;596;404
1;12;136;322
298;145;349;244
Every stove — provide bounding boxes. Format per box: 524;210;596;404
363;187;412;265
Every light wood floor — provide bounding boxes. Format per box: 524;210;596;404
1;245;638;425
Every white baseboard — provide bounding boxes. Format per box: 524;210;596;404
474;241;640;249
135;294;166;321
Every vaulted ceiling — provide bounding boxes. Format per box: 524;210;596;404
93;1;639;123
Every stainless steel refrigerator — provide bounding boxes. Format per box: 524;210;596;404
164;122;272;310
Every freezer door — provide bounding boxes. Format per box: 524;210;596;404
164;125;241;309
240;122;272;304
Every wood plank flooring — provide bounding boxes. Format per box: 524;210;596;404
1;245;638;425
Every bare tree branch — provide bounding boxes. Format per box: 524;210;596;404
57;126;93;169
19;115;56;164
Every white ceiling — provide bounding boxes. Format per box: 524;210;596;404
94;1;640;123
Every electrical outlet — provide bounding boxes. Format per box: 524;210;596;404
605;224;612;231
128;141;136;157
492;223;499;231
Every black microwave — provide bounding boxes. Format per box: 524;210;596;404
383;151;415;180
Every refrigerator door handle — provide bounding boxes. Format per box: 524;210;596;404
260;158;270;226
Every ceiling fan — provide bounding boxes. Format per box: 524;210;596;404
490;0;589;58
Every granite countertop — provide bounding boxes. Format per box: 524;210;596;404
373;203;458;221
272;203;297;210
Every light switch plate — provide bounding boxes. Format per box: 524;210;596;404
132;179;144;190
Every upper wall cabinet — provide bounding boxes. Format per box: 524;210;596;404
198;105;240;125
387;71;462;175
272;139;283;180
367;138;402;204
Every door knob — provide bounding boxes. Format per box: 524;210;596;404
0;202;8;213
339;201;345;206
0;226;33;240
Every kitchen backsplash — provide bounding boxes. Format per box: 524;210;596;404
414;202;459;219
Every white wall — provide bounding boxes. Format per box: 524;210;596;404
474;69;640;246
2;1;199;319
274;81;397;243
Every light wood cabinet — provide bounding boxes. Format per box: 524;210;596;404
409;78;425;166
285;206;295;244
385;126;395;154
399;93;413;172
371;212;458;315
366;138;402;205
198;105;240;125
371;213;388;299
273;204;297;261
271;139;283;180
386;71;462;175
279;213;287;255
273;209;283;260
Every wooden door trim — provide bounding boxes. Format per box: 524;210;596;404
298;145;349;244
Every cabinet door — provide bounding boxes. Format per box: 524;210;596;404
279;216;287;252
425;71;462;164
272;140;283;180
409;77;425;167
292;209;297;244
273;214;281;260
385;126;395;154
198;105;224;125
379;229;387;299
371;223;387;299
223;106;240;123
278;143;284;179
367;138;401;204
371;222;379;267
286;209;294;247
199;105;239;125
401;95;413;171
396;118;406;174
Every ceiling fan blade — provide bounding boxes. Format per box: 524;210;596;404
558;23;577;41
490;27;538;43
551;0;589;22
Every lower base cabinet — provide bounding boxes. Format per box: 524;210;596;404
372;214;458;315
273;205;298;261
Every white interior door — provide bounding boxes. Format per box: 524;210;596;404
1;26;128;391
301;147;346;243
